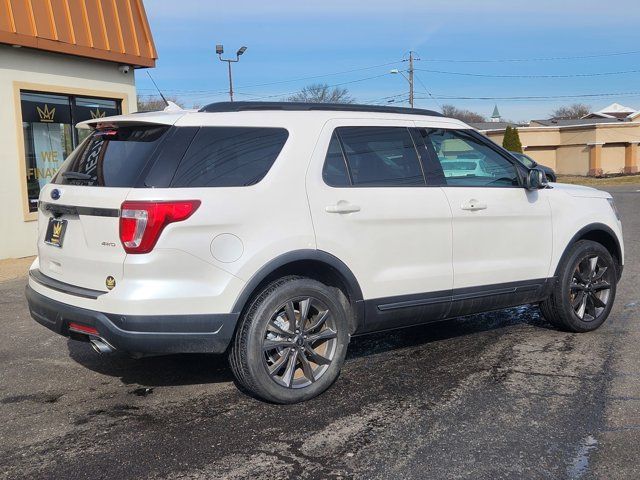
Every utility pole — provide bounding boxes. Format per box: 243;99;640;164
390;51;419;108
408;51;415;108
216;44;248;102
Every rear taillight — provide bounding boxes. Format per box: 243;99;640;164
119;200;201;254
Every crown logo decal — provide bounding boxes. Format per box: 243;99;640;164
90;108;106;119
52;222;62;238
37;104;56;122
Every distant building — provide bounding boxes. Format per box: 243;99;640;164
469;120;525;131
0;0;157;260
490;104;501;122
469;105;526;131
583;103;637;120
478;103;640;177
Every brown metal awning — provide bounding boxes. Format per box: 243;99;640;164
0;0;157;68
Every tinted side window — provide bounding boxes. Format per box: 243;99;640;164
337;127;424;186
322;133;350;187
171;127;288;187
423;129;519;187
143;127;199;187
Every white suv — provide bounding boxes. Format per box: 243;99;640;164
27;102;624;403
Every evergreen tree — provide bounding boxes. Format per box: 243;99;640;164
502;126;523;153
502;126;510;148
502;126;513;150
510;127;523;153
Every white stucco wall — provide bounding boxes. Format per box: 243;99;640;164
0;45;137;260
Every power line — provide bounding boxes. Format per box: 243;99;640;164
233;61;402;90
415;68;640;79
137;60;404;96
137;48;640;100
248;73;391;100
364;92;407;101
420;50;640;63
167;73;393;104
362;92;409;105
413;91;640;101
413;73;442;109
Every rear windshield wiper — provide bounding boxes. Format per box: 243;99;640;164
61;172;93;180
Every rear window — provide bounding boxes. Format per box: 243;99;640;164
54;125;168;187
170;127;289;187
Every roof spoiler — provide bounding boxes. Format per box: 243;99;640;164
76;110;187;129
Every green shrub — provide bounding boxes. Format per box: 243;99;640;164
503;126;523;153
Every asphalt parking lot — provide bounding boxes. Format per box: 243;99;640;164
1;185;639;480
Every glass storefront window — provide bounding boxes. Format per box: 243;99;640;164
21;93;74;213
20;91;121;212
74;97;120;143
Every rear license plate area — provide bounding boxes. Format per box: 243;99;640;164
44;218;67;248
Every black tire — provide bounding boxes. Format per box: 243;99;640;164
540;240;617;332
229;276;350;403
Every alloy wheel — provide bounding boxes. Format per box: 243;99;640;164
262;297;338;389
570;255;612;322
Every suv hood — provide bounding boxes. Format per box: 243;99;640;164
551;182;612;199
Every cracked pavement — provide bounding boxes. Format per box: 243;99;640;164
1;186;639;479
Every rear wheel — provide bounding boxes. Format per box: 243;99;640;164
540;240;616;332
229;276;350;403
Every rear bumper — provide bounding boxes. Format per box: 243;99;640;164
26;285;238;356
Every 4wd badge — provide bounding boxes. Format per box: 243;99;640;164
105;276;116;290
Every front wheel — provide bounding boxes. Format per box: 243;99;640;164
229;276;350;403
540;240;617;332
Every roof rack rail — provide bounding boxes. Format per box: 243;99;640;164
198;101;443;117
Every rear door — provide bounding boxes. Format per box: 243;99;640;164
306;120;453;332
36;124;170;292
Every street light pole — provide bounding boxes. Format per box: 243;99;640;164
216;44;247;102
227;60;234;102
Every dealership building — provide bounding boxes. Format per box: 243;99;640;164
0;0;156;260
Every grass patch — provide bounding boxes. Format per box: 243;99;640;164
557;174;640;186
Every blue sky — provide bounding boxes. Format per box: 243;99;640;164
137;0;640;121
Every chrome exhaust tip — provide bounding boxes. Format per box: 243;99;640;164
90;338;115;355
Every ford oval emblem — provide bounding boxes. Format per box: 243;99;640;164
50;189;61;200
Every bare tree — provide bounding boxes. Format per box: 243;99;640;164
137;95;184;112
551;103;591;119
287;83;354;103
441;104;486;123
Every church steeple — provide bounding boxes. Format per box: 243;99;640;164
491;104;501;122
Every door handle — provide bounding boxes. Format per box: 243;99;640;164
461;199;487;211
326;201;361;214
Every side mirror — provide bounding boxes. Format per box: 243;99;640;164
526;167;549;190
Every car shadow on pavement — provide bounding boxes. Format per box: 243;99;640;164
346;304;553;360
66;340;235;387
65;304;552;387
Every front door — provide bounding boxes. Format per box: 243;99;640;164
306;121;454;332
416;127;553;296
